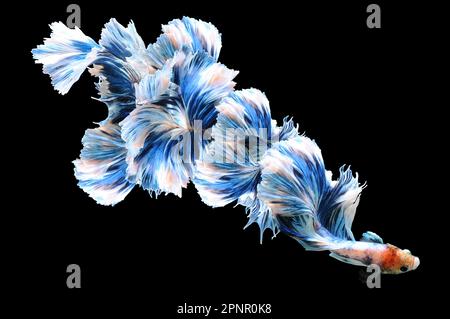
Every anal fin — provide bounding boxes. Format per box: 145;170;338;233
329;252;367;267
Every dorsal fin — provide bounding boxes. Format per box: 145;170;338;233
316;166;364;241
360;231;384;244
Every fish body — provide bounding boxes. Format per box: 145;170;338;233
331;241;420;274
32;17;419;275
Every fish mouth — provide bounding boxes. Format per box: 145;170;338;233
412;257;420;270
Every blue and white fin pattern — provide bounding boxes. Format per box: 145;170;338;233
92;18;157;124
194;89;298;241
329;251;367;266
73;124;134;206
258;137;336;249
317;166;365;241
147;17;221;69
74;19;158;204
120;49;237;197
34;18;366;252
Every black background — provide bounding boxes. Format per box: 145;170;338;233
9;0;444;316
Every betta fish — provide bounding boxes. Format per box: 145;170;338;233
32;17;419;274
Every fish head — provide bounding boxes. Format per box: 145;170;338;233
381;244;420;274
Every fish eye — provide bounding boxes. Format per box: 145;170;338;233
400;266;408;272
